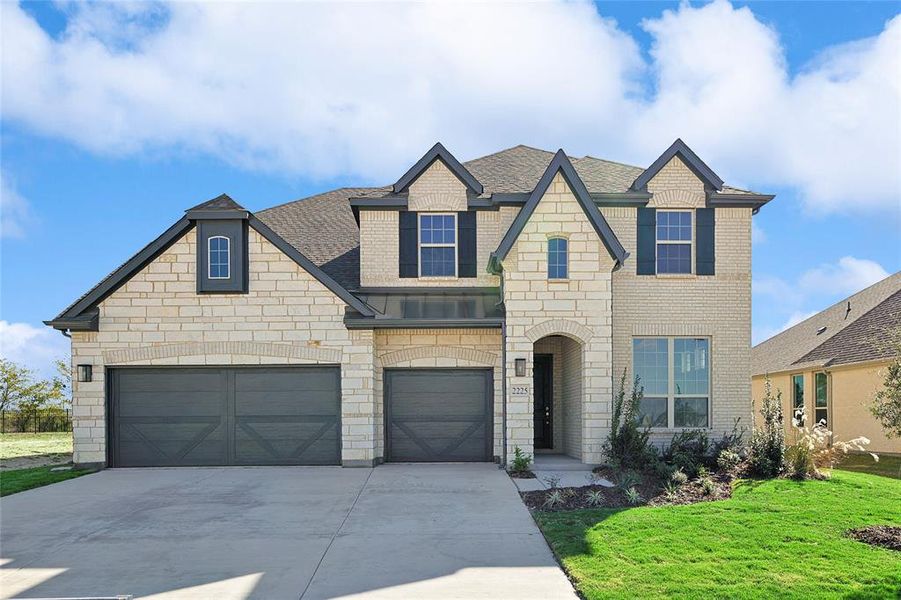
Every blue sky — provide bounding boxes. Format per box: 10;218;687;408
1;0;899;379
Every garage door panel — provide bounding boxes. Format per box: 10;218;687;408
110;367;340;467
385;369;492;463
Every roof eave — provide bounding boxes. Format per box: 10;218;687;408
392;142;483;195
631;138;725;192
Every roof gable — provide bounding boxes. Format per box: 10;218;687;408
393;142;483;195
490;149;628;272
631;139;724;192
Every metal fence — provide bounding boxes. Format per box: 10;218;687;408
0;408;72;433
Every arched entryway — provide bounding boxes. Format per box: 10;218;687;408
532;334;584;460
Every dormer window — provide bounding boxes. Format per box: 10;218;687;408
419;214;457;277
656;210;692;274
548;237;568;279
208;236;231;279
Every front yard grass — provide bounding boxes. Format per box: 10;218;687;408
837;452;901;479
535;471;900;599
0;465;94;497
0;432;73;469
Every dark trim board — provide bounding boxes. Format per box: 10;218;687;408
631;138;724;192
383;368;494;463
393;142;483;195
106;364;342;467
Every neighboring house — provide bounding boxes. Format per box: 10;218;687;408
47;139;773;469
751;273;901;454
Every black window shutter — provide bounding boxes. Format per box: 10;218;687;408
399;211;418;278
457;211;477;278
636;207;656;275
696;208;715;276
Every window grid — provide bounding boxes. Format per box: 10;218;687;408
633;337;710;428
418;214;457;277
208;236;230;279
548;237;568;279
656;210;692;274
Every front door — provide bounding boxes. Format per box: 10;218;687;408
533;355;553;449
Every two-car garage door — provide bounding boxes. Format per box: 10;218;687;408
108;366;341;467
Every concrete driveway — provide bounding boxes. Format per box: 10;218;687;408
0;464;576;599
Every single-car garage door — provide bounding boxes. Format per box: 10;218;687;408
385;369;492;462
108;366;340;467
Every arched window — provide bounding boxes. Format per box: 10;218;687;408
208;236;230;279
548;237;568;279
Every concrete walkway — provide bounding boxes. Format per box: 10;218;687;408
513;455;614;492
0;464;576;599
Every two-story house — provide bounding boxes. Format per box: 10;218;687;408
47;140;773;468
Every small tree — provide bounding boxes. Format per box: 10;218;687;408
603;369;656;471
53;358;72;409
0;359;34;412
871;332;901;438
748;376;785;477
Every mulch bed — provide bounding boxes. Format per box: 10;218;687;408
846;526;901;551
508;469;537;479
521;469;735;511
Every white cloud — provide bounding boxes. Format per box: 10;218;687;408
1;1;899;212
752;256;890;343
0;171;33;238
751;222;766;245
0;321;70;380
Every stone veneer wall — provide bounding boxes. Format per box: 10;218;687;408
373;328;503;460
502;172;615;464
601;156;754;446
69;227;377;466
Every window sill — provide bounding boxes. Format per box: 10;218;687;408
655;273;696;280
417;276;459;281
645;426;713;433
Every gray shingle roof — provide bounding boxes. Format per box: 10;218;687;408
751;272;901;375
248;144;768;293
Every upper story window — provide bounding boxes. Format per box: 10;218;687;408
419;213;457;277
548;238;568;279
633;337;710;428
656;210;692;274
208;236;230;279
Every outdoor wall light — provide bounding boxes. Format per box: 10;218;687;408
77;364;92;383
514;358;527;377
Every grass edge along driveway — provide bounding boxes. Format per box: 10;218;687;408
535;471;901;599
1;465;95;497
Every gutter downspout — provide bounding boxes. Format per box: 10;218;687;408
497;271;507;469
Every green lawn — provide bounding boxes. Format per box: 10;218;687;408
536;471;901;599
837;453;901;479
0;465;94;497
0;432;73;469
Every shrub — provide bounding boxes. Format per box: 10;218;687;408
625;486;643;505
666;429;711;477
603;369;658;471
664;482;680;499
716;449;741;472
585;489;605;507
712;417;747;456
670;469;689;486
616;470;641;491
787;408;876;479
543;475;561;490
700;477;716;496
543;490;564;509
511;446;532;472
748;376;785;477
871;331;901;438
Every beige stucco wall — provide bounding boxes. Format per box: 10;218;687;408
374;328;503;460
69;227;377;466
358;160;503;287
752;364;901;455
501;172;615;464
601;156;754;447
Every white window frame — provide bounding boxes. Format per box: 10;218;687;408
656;210;693;275
417;213;457;278
547;237;568;280
208;235;231;280
633;336;711;429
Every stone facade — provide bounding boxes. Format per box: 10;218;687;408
69;228;377;466
65;152;756;469
500;173;616;464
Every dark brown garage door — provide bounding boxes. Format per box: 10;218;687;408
108;366;340;467
384;369;492;462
